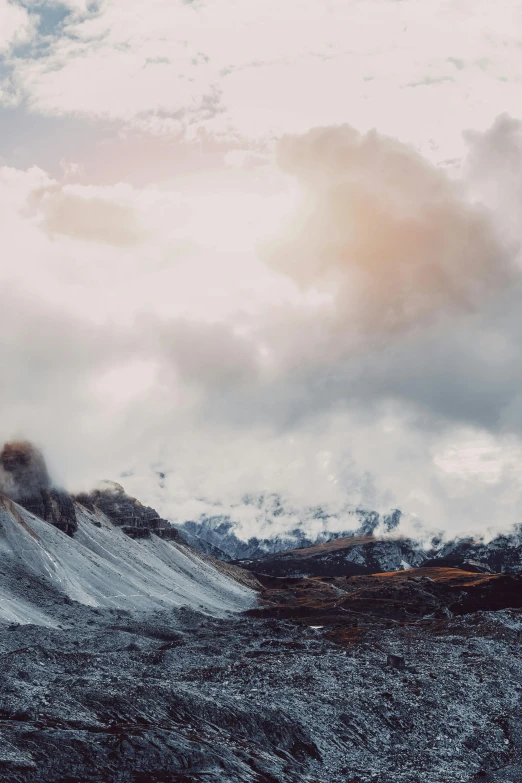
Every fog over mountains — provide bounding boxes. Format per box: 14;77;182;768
5;115;522;545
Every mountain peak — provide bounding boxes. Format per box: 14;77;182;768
0;441;77;536
0;441;51;500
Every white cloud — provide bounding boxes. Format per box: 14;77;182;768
0;1;33;52
4;0;522;160
264;124;513;338
2;117;522;541
1;2;522;545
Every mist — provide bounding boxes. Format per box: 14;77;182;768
2;116;522;542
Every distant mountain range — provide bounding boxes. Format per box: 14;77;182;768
179;496;402;561
178;495;522;577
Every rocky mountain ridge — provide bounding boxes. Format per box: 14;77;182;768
0;442;255;625
75;481;183;541
180;492;522;579
179;503;402;561
234;526;522;581
235;533;427;577
425;529;522;574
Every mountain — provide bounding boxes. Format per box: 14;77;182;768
425;527;522;574
235;533;427;577
5;441;522;781
0;443;255;626
233;523;522;580
179;486;522;579
179;497;402;561
0;441;78;536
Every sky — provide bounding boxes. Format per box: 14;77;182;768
2;0;522;542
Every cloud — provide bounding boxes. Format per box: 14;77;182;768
223;124;522;443
0;441;51;501
3;2;522;546
265;124;512;333
5;0;522;164
2;116;522;541
42;189;145;245
0;1;33;52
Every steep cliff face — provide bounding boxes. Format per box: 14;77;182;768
75;481;182;541
0;442;77;536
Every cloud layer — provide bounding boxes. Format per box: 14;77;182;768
1;114;522;542
3;0;522;166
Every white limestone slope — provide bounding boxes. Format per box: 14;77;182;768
0;495;255;626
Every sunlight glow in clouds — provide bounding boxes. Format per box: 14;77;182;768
1;1;522;540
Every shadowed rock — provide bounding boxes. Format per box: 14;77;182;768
0;442;77;536
75;481;182;541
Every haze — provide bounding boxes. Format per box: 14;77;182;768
1;0;522;542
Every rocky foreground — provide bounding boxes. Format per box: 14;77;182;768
2;442;522;782
2;569;522;782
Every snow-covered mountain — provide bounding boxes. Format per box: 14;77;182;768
178;487;522;578
426;526;522;574
179;495;402;561
233;522;522;579
236;534;427;577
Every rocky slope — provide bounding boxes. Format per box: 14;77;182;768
0;443;255;625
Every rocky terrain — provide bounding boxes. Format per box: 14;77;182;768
3;442;522;781
0;443;255;626
2;568;522;782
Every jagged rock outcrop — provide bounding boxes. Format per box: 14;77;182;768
0;442;77;536
19;486;77;537
75;481;182;541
